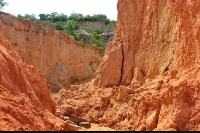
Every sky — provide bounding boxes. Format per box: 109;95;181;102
3;0;118;20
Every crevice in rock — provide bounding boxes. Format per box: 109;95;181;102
164;67;169;72
118;40;124;86
155;100;162;130
0;68;1;82
140;69;146;78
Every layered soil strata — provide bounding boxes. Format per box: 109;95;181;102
0;12;104;93
0;19;74;131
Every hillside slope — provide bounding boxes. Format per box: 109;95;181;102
0;12;104;93
0;18;71;131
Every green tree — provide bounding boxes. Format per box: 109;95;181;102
65;20;80;32
92;28;102;34
84;15;93;21
17;14;23;19
91;31;105;50
65;20;80;41
69;12;83;21
47;12;58;22
0;0;8;10
54;22;65;31
39;14;49;21
93;14;108;21
41;12;68;22
17;14;38;23
56;13;68;22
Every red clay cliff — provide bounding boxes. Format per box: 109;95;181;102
0;19;73;131
0;12;104;93
0;0;200;131
55;0;200;131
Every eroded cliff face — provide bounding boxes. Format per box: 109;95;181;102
0;12;104;93
94;0;200;87
0;20;72;131
55;0;200;131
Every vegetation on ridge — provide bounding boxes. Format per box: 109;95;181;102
0;0;115;50
37;12;114;23
17;12;116;50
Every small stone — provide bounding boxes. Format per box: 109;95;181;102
63;116;70;121
134;67;144;84
79;122;91;128
69;85;79;91
170;69;179;79
66;120;78;126
60;115;64;120
55;109;61;117
69;114;88;123
65;121;80;131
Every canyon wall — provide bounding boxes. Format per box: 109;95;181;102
94;0;200;87
0;19;71;131
56;0;200;131
0;12;104;93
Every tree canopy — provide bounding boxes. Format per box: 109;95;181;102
65;20;81;41
17;14;38;23
18;12;116;24
91;31;105;50
39;13;68;22
0;0;8;10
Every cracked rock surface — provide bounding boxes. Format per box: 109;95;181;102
54;0;200;131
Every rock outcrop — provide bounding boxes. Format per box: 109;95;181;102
0;12;104;93
94;0;200;87
55;0;200;131
0;19;75;131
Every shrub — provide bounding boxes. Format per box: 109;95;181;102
70;76;79;83
65;20;80;31
38;14;48;21
65;20;81;41
91;31;106;50
79;39;84;44
17;14;38;23
40;26;47;31
54;22;65;31
39;13;68;22
69;12;84;21
92;28;102;34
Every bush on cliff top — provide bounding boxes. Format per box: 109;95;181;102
17;12;113;50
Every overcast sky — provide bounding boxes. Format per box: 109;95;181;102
3;0;118;20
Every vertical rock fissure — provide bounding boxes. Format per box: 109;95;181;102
155;100;162;130
118;40;124;86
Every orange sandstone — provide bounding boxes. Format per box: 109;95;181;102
56;0;200;131
0;12;104;93
0;19;77;131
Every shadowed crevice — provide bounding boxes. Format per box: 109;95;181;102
118;40;124;86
